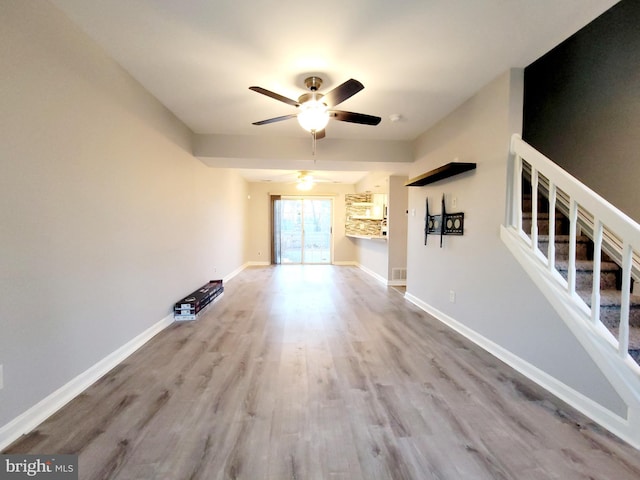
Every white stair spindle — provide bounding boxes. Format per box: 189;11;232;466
567;199;578;296
548;182;556;271
515;155;523;231
531;169;539;252
591;219;603;325
619;243;633;358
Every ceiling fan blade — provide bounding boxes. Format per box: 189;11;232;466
322;79;364;107
330;110;381;126
315;129;326;139
249;86;300;107
252;114;298;125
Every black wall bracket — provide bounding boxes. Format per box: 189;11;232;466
425;195;465;247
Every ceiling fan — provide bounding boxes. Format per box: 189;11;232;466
264;170;333;191
249;76;382;141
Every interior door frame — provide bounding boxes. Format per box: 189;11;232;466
270;194;334;265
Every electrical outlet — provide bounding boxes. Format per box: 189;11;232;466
449;290;456;303
258;251;261;256
0;364;4;390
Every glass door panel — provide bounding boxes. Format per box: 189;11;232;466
280;199;303;263
302;198;332;264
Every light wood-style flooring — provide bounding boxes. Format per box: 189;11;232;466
5;265;640;479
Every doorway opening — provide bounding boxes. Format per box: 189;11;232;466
272;196;333;264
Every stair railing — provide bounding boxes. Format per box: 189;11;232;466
508;134;640;359
521;162;640;287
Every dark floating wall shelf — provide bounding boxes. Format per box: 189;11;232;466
405;162;477;187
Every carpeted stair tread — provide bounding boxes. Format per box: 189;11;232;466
522;211;550;218
610;326;640;363
538;234;590;243
555;259;619;272
577;290;640;308
626;327;640;349
521;214;564;235
576;290;640;329
556;260;619;295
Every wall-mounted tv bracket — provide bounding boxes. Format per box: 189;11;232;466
425;195;465;247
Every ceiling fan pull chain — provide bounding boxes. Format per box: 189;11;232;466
312;131;317;160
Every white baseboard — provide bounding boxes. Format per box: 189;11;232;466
356;264;388;285
333;261;358;266
356;263;405;287
404;292;637;449
246;261;270;267
0;313;174;451
223;263;247;283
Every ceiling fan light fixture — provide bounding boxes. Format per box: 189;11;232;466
296;180;314;191
297;100;329;132
296;172;314;190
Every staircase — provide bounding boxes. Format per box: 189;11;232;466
501;134;640;449
522;195;640;363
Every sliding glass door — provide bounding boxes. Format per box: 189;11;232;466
273;197;332;264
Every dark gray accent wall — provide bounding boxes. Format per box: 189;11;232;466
523;0;640;222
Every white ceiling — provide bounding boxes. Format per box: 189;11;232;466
50;0;618;183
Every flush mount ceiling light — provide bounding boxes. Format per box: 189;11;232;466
296;171;314;191
249;77;381;156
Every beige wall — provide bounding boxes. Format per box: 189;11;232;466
246;182;357;265
194;134;414;167
387;176;409;281
406;69;625;415
0;1;248;427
